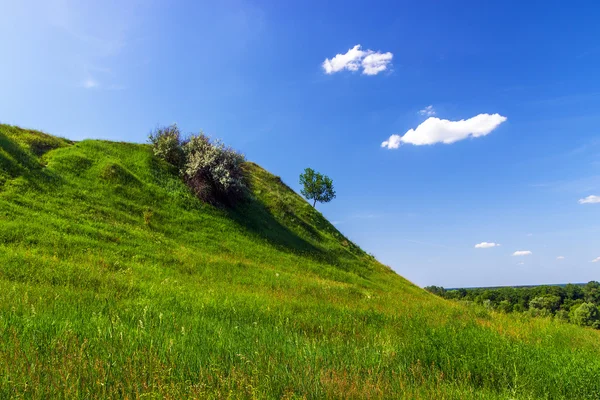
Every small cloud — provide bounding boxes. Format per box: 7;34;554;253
592;257;600;263
557;256;565;260
82;78;99;89
419;105;436;116
517;262;525;265
381;134;402;149
381;113;507;148
474;242;500;249
322;45;393;76
527;233;533;237
579;195;600;204
513;250;532;256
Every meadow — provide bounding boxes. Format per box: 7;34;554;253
1;124;600;399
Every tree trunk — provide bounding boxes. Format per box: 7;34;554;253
313;199;317;207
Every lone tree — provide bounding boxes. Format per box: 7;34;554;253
299;168;336;207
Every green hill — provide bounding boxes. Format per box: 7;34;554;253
1;124;599;399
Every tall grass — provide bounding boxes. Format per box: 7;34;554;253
1;124;599;399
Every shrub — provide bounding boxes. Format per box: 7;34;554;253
149;124;185;168
555;309;570;322
483;299;494;310
527;308;552;318
182;133;246;205
512;303;525;313
498;300;512;313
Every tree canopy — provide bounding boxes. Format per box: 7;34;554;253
425;281;600;329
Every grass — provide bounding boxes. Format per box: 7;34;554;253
1;124;599;399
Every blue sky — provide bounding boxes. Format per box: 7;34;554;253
1;0;599;287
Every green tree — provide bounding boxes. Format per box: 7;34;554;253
562;298;583;312
299;168;336;207
583;281;600;305
564;283;584;301
570;303;600;328
529;295;561;313
424;286;446;297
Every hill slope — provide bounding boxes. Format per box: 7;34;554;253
1;124;600;399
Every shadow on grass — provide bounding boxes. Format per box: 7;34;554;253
226;195;326;258
225;166;373;273
0;131;62;191
228;198;373;278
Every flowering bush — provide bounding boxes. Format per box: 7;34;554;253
149;126;246;205
149;124;185;168
182;133;246;204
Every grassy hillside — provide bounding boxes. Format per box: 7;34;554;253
1;124;600;399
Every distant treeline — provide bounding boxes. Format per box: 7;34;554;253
425;281;600;329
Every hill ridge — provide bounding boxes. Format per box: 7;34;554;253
1;124;600;399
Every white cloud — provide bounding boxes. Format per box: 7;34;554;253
322;45;393;76
578;195;600;204
82;78;99;89
419;105;436;116
381;113;507;148
474;242;500;249
362;51;394;75
592;257;600;263
517;262;525;265
512;250;532;256
381;134;402;149
322;45;364;74
557;256;565;260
